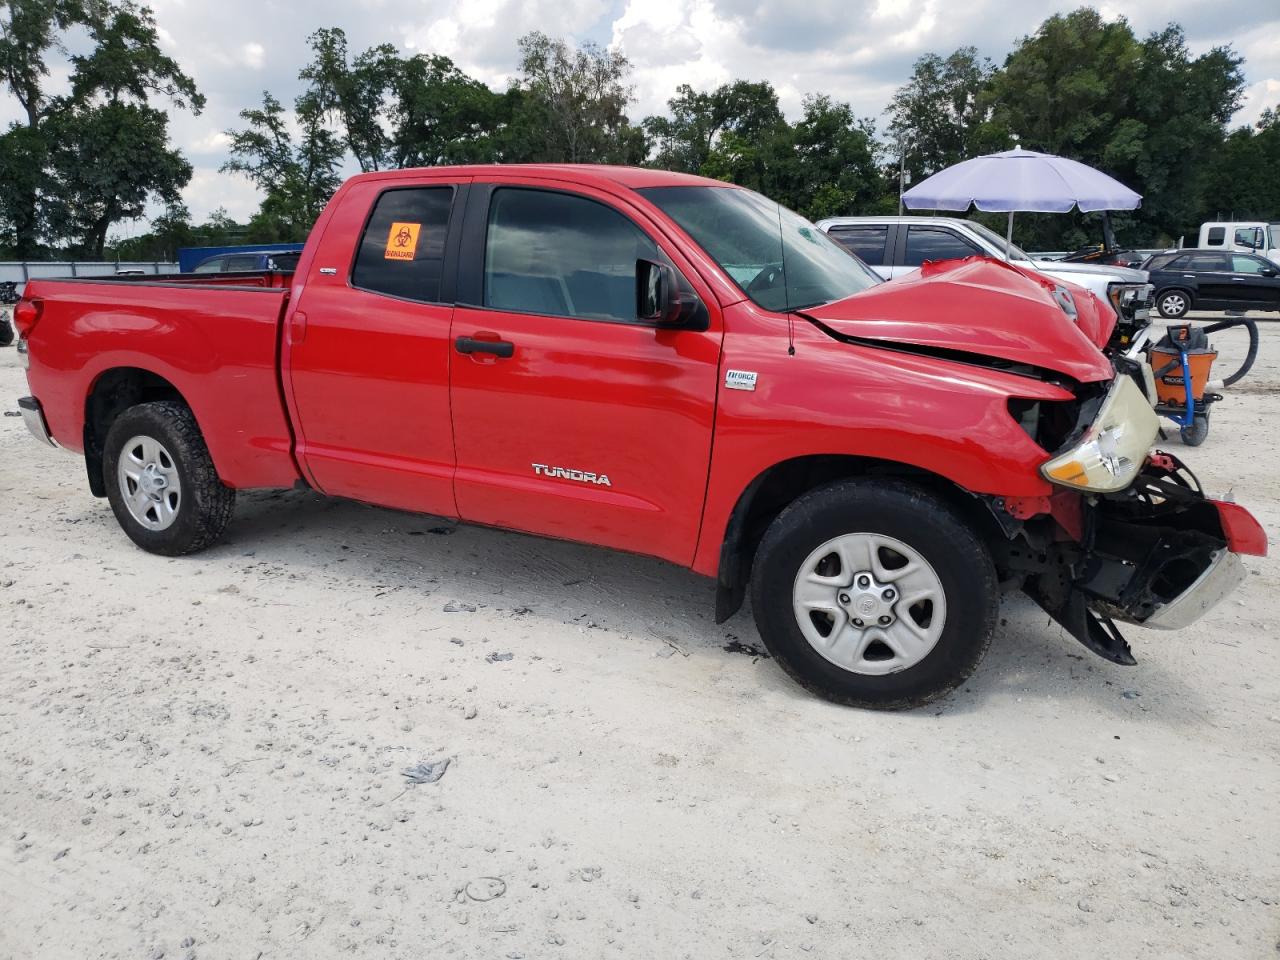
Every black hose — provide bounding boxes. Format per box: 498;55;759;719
1201;317;1259;387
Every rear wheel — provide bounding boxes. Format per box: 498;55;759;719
103;401;235;556
749;480;998;709
1156;289;1191;319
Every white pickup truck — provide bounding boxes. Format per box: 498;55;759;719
1198;221;1280;264
817;216;1153;341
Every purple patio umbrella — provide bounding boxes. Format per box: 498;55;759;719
901;146;1142;254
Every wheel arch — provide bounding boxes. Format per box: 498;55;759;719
712;454;1005;623
84;367;190;497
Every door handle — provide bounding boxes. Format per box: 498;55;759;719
288;311;307;345
455;336;514;359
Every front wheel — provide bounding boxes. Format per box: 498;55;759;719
1180;411;1210;446
103;401;236;556
1156;289;1191;319
750;480;998;709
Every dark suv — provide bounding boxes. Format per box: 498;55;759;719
1143;250;1280;318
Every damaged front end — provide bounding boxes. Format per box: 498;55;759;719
998;372;1266;665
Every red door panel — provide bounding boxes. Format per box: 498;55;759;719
285;178;466;516
449;307;721;564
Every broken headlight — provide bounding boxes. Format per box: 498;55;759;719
1040;375;1159;493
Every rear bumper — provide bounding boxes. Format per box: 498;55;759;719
18;396;56;447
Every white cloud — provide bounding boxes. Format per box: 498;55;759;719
10;0;1273;221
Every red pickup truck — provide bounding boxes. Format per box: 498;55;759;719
14;164;1266;708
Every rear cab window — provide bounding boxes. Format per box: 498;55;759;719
827;225;889;266
352;187;455;302
903;226;982;267
1205;227;1226;246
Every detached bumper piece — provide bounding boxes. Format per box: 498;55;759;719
18;396;56;447
1027;454;1263;664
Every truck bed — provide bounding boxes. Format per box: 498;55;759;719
21;274;301;490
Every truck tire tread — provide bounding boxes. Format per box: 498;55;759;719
749;479;998;710
103;401;235;556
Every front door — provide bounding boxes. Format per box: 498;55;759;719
447;181;722;565
285;178;467;515
1228;254;1280;309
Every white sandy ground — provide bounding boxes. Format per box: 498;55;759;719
0;313;1277;960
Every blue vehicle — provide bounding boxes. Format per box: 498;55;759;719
190;249;301;274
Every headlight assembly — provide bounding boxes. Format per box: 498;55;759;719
1041;375;1159;493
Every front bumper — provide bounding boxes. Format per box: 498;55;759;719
1143;549;1247;630
18;396;56;447
1024;455;1264;664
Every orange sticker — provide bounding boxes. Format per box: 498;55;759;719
384;222;421;261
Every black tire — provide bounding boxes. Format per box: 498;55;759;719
1180;411;1210;446
103;401;235;556
1156;289;1192;319
749;480;998;709
0;313;13;346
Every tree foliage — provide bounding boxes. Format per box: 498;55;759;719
0;0;201;257
887;48;997;183
513;31;645;164
222;92;344;241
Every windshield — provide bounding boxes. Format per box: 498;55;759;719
964;220;1032;261
638;186;881;311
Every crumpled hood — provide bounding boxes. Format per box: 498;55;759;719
804;257;1115;383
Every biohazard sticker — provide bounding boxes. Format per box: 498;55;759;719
384;222;421;261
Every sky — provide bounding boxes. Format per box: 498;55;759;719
6;0;1279;233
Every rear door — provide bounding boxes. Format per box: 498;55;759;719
1186;252;1237;308
284;177;468;515
447;178;722;565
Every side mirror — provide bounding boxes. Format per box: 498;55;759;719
1262;268;1277;277
636;258;698;326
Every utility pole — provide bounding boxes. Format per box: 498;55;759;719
897;137;906;216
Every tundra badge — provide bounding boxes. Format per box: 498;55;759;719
725;370;758;391
532;464;612;487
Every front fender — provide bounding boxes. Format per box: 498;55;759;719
691;313;1082;578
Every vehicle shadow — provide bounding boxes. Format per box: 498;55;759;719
203;488;1212;724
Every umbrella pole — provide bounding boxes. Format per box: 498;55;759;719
1005;211;1014;260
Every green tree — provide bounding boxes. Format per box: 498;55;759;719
298;27;396;172
45;1;203;257
982;9;1244;248
788;94;885;220
0;0;89;254
221;91;344;240
887;47;999;183
389;53;513;167
513;31;646;163
1203;107;1280;223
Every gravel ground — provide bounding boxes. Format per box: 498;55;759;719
1;313;1277;959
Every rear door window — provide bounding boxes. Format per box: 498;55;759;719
827;225;889;265
1144;253;1181;271
352;187;455;303
225;255;261;271
192;257;225;274
483;188;661;323
903;226;982;267
1185;253;1230;271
